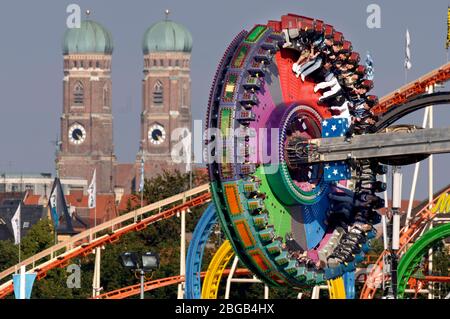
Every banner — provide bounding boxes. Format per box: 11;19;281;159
49;182;59;229
365;52;374;80
13;272;37;299
405;29;412;70
88;169;96;209
11;204;21;245
139;158;145;193
48;178;72;231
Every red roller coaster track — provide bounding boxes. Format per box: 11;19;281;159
360;186;450;299
372;62;450;115
94;269;251;300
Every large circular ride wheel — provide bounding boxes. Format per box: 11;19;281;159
206;14;382;287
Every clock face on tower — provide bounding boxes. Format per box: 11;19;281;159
148;124;166;145
68;124;87;145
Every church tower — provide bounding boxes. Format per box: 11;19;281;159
138;12;193;171
56;18;116;194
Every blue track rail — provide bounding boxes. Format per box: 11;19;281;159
343;271;355;299
185;204;218;299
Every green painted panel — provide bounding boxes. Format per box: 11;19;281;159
245;25;267;43
232;44;250;68
255;166;291;239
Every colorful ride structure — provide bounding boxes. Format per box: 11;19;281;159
206;14;384;289
1;13;450;300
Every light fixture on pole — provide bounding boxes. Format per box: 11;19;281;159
119;252;160;299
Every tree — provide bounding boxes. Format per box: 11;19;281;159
20;219;54;259
0;240;18;271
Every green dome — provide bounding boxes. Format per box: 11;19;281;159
142;20;193;54
63;20;113;55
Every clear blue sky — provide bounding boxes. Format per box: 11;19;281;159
0;0;449;200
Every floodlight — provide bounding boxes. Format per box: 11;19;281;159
142;252;160;272
120;252;139;270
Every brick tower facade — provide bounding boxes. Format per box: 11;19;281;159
56;20;116;194
137;16;193;176
139;52;192;161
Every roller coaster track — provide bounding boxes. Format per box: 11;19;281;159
372;92;450;132
327;277;347;299
397;223;450;298
94;269;251;300
202;240;235;299
372;61;450;115
360;186;450;299
185;204;218;299
201;240;347;299
0;184;211;299
343;271;355;299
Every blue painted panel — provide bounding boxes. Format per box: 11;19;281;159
303;188;329;250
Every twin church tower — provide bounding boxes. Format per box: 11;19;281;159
56;13;192;194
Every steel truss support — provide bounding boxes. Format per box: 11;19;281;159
224;256;269;299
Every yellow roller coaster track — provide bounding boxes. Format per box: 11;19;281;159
327;277;346;299
201;240;235;299
202;240;346;299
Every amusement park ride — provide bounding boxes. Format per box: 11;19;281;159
1;13;450;300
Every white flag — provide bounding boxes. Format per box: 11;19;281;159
88;169;96;209
11;204;21;245
405;29;412;70
139;157;145;193
365;51;374;81
183;130;192;173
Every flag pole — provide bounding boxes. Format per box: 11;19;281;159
88;169;97;238
18;220;21;264
94;170;97;234
140;180;144;214
13;203;22;264
95;169;97;231
140;155;145;222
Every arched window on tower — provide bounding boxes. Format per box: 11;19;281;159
73;82;84;106
153;81;163;106
103;84;110;108
181;83;189;108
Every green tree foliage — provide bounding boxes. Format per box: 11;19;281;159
0;240;19;271
0;219;55;272
20;219;54;258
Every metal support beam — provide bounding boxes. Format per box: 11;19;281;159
405;107;430;229
92;247;102;298
298;127;450;164
177;209;186;299
427;86;435;300
225;257;239;299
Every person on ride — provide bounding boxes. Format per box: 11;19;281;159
331;100;352;121
314;72;342;102
342;73;360;87
292;43;311;75
351;102;372;118
365;95;379;109
352;116;377;134
299;50;321;80
349;79;373;104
